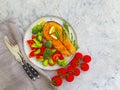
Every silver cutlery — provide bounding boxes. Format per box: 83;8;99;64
4;36;57;90
4;36;40;80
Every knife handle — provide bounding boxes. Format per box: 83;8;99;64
22;64;36;80
26;63;40;78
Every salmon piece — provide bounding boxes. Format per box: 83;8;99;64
61;35;76;54
43;21;70;56
52;22;76;54
43;21;76;56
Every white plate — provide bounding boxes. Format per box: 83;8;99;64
23;16;77;70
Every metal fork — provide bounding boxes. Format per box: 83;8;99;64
11;40;57;89
8;37;40;79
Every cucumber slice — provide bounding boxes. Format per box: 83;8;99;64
33;38;42;48
34;49;41;55
42;59;48;66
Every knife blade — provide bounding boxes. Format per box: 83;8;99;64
4;36;36;80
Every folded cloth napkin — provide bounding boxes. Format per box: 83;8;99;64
0;19;57;90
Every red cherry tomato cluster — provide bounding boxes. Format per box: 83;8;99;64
51;52;92;86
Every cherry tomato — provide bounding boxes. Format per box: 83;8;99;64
51;75;62;86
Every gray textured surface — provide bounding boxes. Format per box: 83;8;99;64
0;0;120;90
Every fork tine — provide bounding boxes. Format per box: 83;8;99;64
5;36;21;54
9;37;17;45
4;36;14;47
6;36;17;47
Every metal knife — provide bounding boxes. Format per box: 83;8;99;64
4;36;36;80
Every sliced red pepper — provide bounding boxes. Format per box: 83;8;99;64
39;45;46;55
27;40;35;50
52;54;61;63
50;45;55;49
41;40;44;44
59;54;64;60
53;50;60;54
29;50;35;58
52;51;64;61
32;35;36;39
36;55;43;59
29;48;39;58
27;40;34;46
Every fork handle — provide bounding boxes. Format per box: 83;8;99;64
26;63;40;78
22;64;36;80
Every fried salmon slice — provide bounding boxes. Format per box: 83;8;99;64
61;34;76;54
43;21;70;56
49;21;76;54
